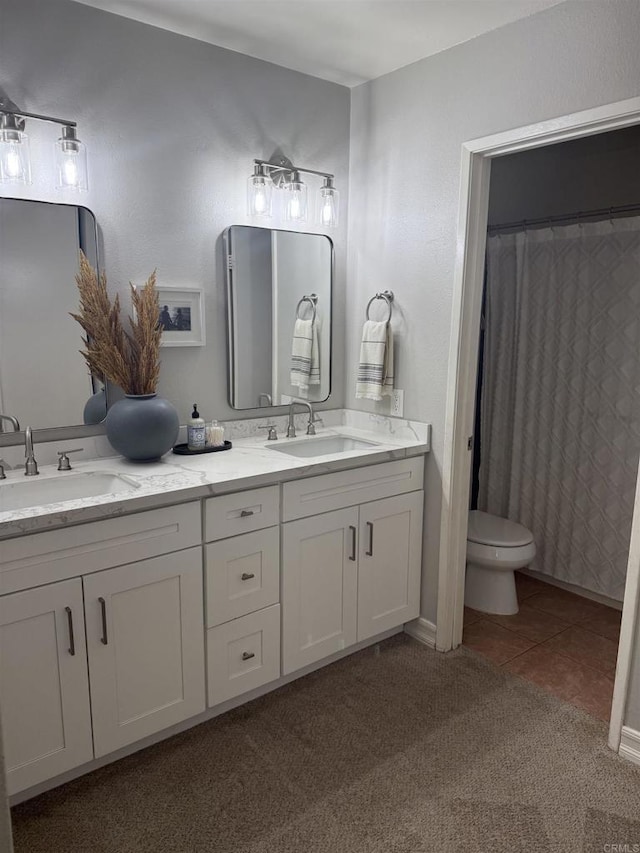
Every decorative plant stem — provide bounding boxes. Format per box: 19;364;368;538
71;252;161;395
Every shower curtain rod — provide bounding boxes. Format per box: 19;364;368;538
487;201;640;234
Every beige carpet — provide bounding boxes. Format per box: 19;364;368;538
11;635;640;853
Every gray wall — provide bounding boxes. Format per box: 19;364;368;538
0;0;350;427
346;0;640;644
488;124;640;225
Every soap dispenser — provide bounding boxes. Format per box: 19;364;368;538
187;404;206;450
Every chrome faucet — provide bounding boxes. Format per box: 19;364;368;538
0;414;20;433
24;426;39;476
287;399;316;438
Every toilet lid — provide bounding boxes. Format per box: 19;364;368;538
467;511;534;547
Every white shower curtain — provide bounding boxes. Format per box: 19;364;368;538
479;217;640;601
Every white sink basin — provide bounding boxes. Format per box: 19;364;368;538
268;435;380;458
0;472;138;512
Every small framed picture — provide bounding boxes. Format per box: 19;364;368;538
157;287;205;347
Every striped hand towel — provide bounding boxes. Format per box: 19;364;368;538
355;320;394;401
290;318;320;399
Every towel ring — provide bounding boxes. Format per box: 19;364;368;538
366;290;394;323
296;293;318;323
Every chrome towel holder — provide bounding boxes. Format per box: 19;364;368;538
366;290;394;323
296;293;318;323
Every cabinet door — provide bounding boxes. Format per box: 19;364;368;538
358;491;424;641
0;579;93;795
84;548;205;758
282;507;358;675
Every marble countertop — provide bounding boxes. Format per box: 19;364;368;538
0;411;430;539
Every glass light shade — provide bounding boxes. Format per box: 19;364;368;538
284;175;308;222
316;182;340;228
0;122;31;185
247;167;273;217
55;127;88;191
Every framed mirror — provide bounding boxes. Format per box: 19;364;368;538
225;225;332;409
0;198;102;433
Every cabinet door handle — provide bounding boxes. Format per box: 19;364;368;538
241;572;255;581
240;509;254;517
98;597;108;645
349;525;357;561
65;606;76;656
366;521;374;556
242;651;255;661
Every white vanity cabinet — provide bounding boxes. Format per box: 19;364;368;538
0;579;94;794
0;502;205;795
281;459;424;675
0;453;426;800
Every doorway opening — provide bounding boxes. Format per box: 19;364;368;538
436;97;640;755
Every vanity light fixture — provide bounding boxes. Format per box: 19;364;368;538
247;162;273;217
55;125;88;192
283;170;308;223
248;157;339;228
317;176;339;228
0;91;89;190
0;113;31;185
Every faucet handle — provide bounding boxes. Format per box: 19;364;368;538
258;425;278;441
57;448;84;471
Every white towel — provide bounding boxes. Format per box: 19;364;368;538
355;320;394;401
290;318;320;399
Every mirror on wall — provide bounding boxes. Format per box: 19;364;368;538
0;198;103;433
225;226;332;409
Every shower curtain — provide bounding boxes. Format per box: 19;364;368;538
479;216;640;601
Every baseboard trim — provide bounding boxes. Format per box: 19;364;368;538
404;617;437;648
619;726;640;767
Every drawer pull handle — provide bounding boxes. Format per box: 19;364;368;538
241;572;255;581
366;521;374;556
349;525;357;561
65;606;76;656
99;597;108;645
242;651;255;661
240;509;254;517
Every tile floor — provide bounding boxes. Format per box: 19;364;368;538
463;572;622;722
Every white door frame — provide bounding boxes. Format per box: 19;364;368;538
436;96;640;753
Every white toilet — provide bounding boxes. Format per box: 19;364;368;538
465;510;536;615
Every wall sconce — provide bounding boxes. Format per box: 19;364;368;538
0;91;88;191
247;157;339;228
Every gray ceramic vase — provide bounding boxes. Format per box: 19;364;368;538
105;393;179;461
83;388;108;425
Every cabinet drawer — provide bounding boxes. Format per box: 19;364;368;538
0;503;202;595
206;528;279;627
282;458;424;521
207;604;280;706
205;486;279;542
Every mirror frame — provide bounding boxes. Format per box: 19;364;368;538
0;197;106;447
224;224;334;411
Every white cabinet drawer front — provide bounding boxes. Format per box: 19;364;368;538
207;604;280;706
205;486;279;541
0;578;93;795
84;547;205;758
0;502;202;595
282;458;424;521
206;527;279;627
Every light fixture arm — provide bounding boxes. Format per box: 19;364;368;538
253;158;334;183
0;107;77;132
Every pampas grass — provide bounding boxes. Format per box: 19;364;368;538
71;252;161;395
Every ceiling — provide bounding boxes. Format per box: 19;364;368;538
70;0;564;87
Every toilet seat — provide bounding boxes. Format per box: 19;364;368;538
467;510;533;548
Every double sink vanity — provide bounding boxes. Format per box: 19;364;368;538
0;413;430;801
